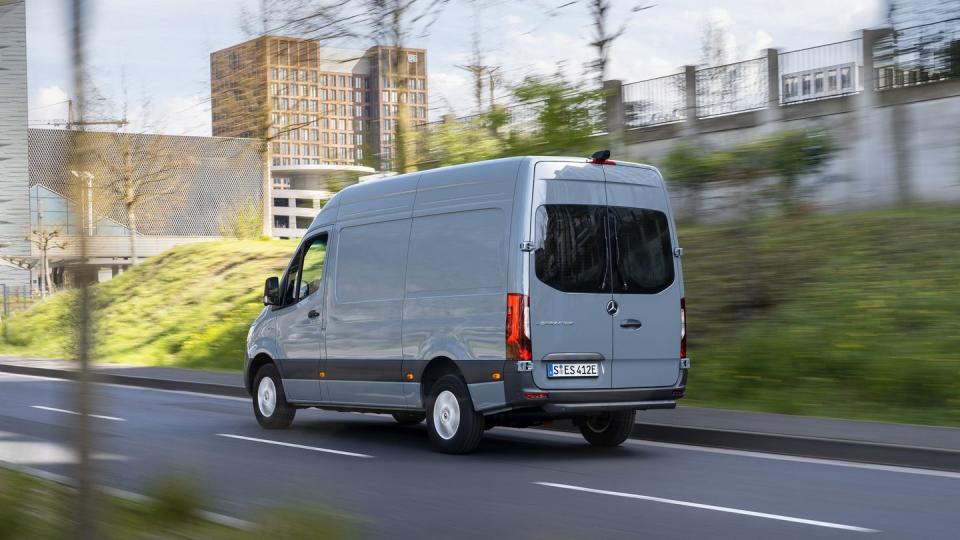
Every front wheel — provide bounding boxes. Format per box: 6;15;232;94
578;410;636;447
253;364;296;429
425;374;484;454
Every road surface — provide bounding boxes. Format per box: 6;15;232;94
0;371;957;539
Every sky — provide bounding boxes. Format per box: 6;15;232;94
25;0;888;136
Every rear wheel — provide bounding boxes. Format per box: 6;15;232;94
253;364;296;429
579;410;636;447
426;374;484;454
392;412;426;425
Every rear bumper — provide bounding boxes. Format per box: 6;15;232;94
497;359;688;416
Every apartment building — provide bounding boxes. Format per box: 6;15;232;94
210;36;428;171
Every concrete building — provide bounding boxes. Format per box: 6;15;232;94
0;0;30;289
210;36;425;238
210;36;428;172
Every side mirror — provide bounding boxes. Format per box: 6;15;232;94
263;277;280;306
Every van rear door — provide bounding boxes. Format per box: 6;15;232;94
604;165;683;388
528;162;613;390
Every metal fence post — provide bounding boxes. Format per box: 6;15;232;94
760;48;783;128
1;284;7;318
682;65;698;137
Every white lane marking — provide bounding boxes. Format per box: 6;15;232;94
496;427;960;480
0;459;253;530
31;405;126;422
8;372;958;479
217;433;373;458
535;482;879;533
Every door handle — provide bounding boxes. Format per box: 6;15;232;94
307;309;320;319
619;319;642;329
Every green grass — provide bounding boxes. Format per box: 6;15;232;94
679;206;960;426
0;467;353;539
0;239;298;371
2;207;960;426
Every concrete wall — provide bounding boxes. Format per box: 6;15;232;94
619;79;960;221
0;0;29;287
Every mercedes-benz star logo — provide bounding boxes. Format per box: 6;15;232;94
606;299;619;316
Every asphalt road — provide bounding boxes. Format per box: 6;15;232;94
1;372;958;539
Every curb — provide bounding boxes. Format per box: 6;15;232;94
0;363;247;399
3;363;957;472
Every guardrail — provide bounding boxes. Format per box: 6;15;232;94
695;57;769;118
622;73;686;128
873;17;960;90
778;38;863;104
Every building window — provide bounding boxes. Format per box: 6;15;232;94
274;215;290;229
273;198;290;207
840;67;851;89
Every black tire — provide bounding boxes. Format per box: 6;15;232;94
392;412;426;425
425;374;484;454
578;410;636;447
252;364;296;429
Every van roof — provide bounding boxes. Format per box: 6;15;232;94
308;156;661;232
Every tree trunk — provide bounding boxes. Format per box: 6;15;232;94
127;208;138;265
42;249;52;297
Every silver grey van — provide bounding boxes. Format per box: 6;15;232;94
245;154;688;453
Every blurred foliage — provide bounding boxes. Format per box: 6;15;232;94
661;129;837;217
415;74;603;168
682;206;960;425
0;240;297;370
0;467;354;539
3;208;960;425
218;198;265;240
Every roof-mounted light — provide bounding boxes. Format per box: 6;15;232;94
589;149;615;165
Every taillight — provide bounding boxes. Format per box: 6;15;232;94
680;297;687;358
506;293;531;361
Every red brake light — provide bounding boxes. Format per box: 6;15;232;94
680;297;687;358
590;158;616;165
506;293;532;361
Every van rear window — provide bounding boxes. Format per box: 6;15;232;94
608;207;674;294
534;204;674;294
534;205;609;293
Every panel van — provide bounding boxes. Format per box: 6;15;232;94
245;154;689;453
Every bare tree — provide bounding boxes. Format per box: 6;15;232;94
283;0;450;171
94;131;193;265
584;0;653;87
25;225;68;297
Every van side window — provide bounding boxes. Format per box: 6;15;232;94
298;235;327;299
608;207;674;294
534;205;609;293
281;233;327;305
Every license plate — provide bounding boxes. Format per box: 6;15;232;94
547;363;599;378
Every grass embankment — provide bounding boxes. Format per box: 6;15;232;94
2;208;959;425
0;240;297;371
